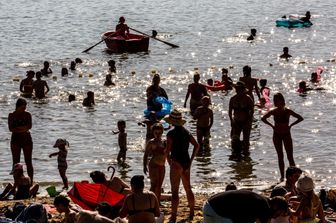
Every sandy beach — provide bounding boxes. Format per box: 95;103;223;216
0;193;208;223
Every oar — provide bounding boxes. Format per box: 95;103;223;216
82;32;116;53
129;27;179;48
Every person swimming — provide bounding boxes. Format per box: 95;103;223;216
247;28;257;41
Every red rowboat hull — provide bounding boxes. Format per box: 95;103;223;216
102;32;149;53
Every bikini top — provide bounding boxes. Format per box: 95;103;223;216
128;193;156;216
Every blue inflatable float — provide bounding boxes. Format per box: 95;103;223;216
144;96;172;118
276;18;312;28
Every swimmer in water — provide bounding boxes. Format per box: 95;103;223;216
280;47;292;60
41;61;52;77
20;70;35;98
261;93;303;181
247;28;257;41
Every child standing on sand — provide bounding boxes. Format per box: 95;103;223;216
143;123;166;201
49;139;69;189
113;120;127;164
193;96;214;151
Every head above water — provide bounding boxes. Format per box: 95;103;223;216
283;47;289;53
299;81;307;89
75;58;83;64
87;91;94;98
108;60;115;67
259;79;267;87
305;11;311;18
251;28;257;36
44;61;50;67
207;78;214;86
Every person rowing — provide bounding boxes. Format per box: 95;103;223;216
115;16;130;39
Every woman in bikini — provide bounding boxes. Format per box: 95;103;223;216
8;98;34;182
261;92;303;181
19;70;35;98
143;123;166;201
119;175;160;223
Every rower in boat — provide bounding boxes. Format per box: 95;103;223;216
115;16;129;39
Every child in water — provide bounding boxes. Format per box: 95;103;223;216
138;111;159;143
143;123;167;201
193;96;214;151
108;60;116;73
49;139;69;189
82;91;95;107
104;74;115;87
261;93;303;181
113;120;127;164
259;79;271;108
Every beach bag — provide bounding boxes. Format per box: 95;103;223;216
15;204;47;223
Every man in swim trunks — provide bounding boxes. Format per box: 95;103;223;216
184;73;208;115
164;110;199;222
239;65;261;102
229;81;254;158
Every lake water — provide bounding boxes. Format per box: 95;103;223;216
1;0;336;193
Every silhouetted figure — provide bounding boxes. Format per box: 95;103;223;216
41;61;52;77
70;61;76;71
61;67;68;77
280;47;292;60
247;29;257;41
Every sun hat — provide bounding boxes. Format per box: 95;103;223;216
164;109;186;126
296;175;315;192
53;139;69;148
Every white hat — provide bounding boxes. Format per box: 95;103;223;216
296;175;315;192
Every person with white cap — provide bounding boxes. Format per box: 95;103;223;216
49;139;69;189
0;163;39;200
290;175;325;223
164;109;199;222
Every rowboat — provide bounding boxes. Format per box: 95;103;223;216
101;31;149;53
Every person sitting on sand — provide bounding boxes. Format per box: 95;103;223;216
280;47;292;60
32;71;50;99
0;163;39;200
247;28;257;41
19;70;35;98
82;91;95;107
290;175;325;223
261;93;303;181
203;190;286;223
184;73;208;115
143;123;167;201
146;74;168;112
41;61;52;77
239;65;261;102
104;74;115;87
90;170;131;195
193;96;213;151
54;195;81;223
299;11;311;23
115;16;129;39
119;175;161;223
275;166;302;196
